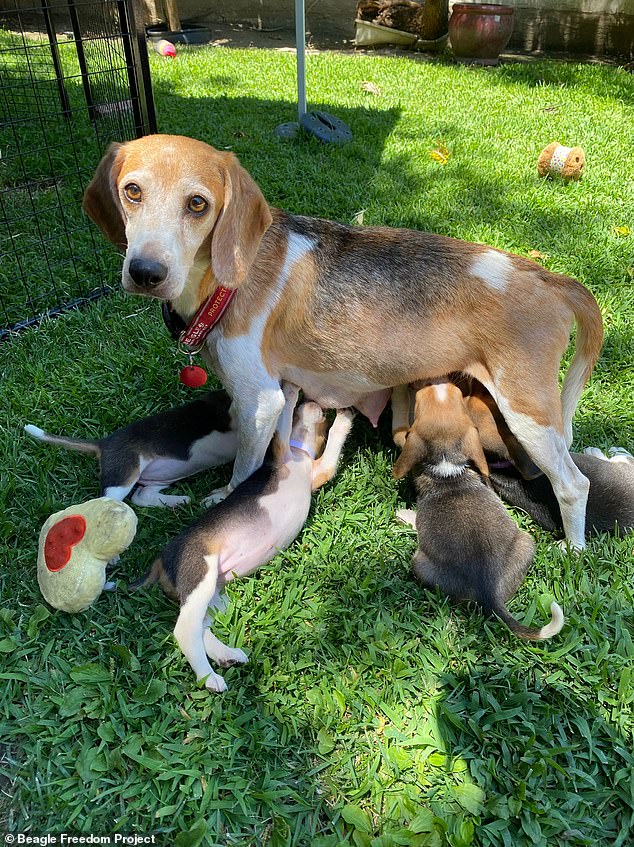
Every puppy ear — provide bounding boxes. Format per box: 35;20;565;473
463;426;490;479
392;435;418;480
212;155;273;287
504;435;544;480
82;142;127;249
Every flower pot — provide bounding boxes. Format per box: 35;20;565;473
449;3;514;65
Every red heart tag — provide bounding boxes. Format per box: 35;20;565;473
44;515;87;571
180;365;208;388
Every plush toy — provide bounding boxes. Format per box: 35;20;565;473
537;142;585;181
37;497;137;613
154;39;176;57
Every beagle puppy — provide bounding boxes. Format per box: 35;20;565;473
132;394;355;692
25;390;237;507
463;383;634;537
83;134;603;548
394;381;564;640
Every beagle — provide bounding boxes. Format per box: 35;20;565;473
131;394;355;692
463;383;634;536
25;389;237;507
394;381;564;640
83;134;603;548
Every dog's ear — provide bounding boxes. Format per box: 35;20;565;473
503;435;544;480
82;143;126;249
212;155;273;287
392;433;420;480
463;426;490;479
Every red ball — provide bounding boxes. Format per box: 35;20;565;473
180;365;208;387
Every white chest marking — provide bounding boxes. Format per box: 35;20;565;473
431;383;449;402
433;459;466;478
211;231;316;388
471;249;513;292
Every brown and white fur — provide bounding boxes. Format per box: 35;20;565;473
131;394;355;692
83;134;603;548
24;390;237;507
394;381;564;640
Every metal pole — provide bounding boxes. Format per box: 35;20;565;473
295;0;306;121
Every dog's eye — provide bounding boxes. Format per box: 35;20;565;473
123;183;142;203
187;195;208;215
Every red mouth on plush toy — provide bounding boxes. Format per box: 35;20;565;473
44;515;87;571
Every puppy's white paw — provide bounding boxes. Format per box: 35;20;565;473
158;494;191;507
607;447;633;464
202;672;227;693
583;446;606;459
202;485;233;507
396;508;417;528
217;647;249;668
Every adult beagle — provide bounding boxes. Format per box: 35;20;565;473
83;134;603;548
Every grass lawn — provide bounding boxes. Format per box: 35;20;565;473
1;38;633;847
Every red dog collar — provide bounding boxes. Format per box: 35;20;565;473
176;286;237;387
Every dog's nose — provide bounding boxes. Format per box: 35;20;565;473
127;257;168;288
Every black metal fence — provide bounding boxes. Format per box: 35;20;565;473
0;0;156;339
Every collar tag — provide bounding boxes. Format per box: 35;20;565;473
171;285;237;388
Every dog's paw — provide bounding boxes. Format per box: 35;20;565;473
131;487;190;508
201;671;227;693
202;485;233;507
395;508;417;528
555;538;585;554
583;446;607;459
607;446;634;464
216;647;249;668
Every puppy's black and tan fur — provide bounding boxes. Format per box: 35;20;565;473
25;390;237;507
394;381;563;640
463;382;634;537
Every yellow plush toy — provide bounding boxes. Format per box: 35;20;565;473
37;497;137;613
537;142;585;181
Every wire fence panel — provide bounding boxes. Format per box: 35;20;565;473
0;0;156;338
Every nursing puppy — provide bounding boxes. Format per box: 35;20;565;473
394;381;564;640
132;399;355;692
24;390;237;507
465;385;634;536
83;134;604;549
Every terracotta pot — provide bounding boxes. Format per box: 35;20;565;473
449;3;514;65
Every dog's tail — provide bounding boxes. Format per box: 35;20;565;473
24;424;101;456
558;278;604;447
128;558;162;591
494;600;564;641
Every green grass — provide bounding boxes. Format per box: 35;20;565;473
1;39;634;847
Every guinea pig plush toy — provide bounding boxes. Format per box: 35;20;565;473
37;497;137;613
537;142;585;181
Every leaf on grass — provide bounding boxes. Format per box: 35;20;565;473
133;679;167;704
317;727;336;754
409;808;435;833
528;249;548;260
174;819;208;847
429;142;450;165
27;604;50;638
69;662;112;685
612;225;631;237
0;637;18;653
341;804;372;833
452;783;486;815
59;686;86;717
361;81;381;96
